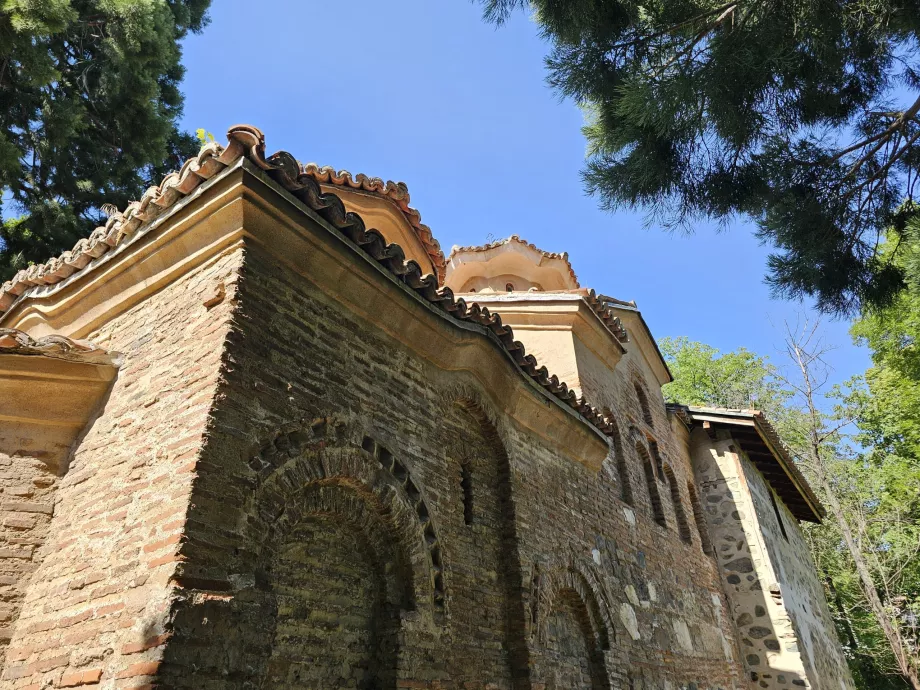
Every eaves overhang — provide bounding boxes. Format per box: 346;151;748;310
680;405;825;523
600;295;672;385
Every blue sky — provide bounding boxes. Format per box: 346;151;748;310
179;0;870;392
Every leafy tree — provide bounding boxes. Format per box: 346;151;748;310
660;336;790;416
0;0;210;281
849;213;920;461
480;0;920;314
838;221;920;686
783;324;920;689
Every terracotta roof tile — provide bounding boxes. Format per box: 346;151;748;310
0;126;618;445
302;164;446;282
675;404;825;523
0;139;235;312
576;289;629;343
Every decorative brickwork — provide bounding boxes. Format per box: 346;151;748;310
0;126;853;690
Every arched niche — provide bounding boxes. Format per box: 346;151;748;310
242;440;442;689
601;408;632;506
439;393;532;687
531;564;613;690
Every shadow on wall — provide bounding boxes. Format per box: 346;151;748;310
156;425;444;690
154;398;533;690
691;427;811;690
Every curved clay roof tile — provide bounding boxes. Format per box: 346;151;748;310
0;125;616;445
301;163;446;282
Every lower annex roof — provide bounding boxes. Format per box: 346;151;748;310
674;405;825;523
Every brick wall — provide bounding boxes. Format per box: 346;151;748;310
0;452;56;667
149;244;745;689
0;248;244;689
0;166;853;689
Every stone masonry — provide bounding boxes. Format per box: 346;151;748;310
0;126;854;690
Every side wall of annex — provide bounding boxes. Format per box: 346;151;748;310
691;428;853;690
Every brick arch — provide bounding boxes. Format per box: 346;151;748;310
632;379;654;427
633;435;666;528
440;388;534;689
601;408;632;505
249;437;440;618
258;481;403;689
532;561;613;690
536;562;614;653
662;463;692;544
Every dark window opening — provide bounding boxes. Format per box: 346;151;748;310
505;282;514;292
637;443;666;527
649;440;664;477
634;383;654;427
603;409;632;506
688;481;714;555
460;461;474;525
664;465;691;543
769;490;789;541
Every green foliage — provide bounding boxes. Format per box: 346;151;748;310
195;128;215;145
833;224;920;685
0;0;211;281
480;0;920;315
660;336;791;415
850;215;920;460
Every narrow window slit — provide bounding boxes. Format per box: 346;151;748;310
460;461;474;525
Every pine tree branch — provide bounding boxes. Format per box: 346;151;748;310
647;4;737;79
610;2;738;52
825;93;920;169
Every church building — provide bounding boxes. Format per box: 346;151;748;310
0;126;854;690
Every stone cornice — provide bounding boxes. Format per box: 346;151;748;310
0;328;118;366
0;329;119;473
463;293;627;367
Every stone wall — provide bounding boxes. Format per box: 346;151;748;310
690;428;855;690
0;162;854;689
741;446;853;690
149;243;745;689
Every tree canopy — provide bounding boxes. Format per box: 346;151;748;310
481;0;920;315
659;336;790;414
849;213;920;461
0;0;210;281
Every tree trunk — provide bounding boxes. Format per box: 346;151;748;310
785;327;920;690
818;479;920;689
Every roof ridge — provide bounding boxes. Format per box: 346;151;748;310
0;138;238;312
301;163;446;283
1;125;619;444
448;235;580;288
0;132;447;314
